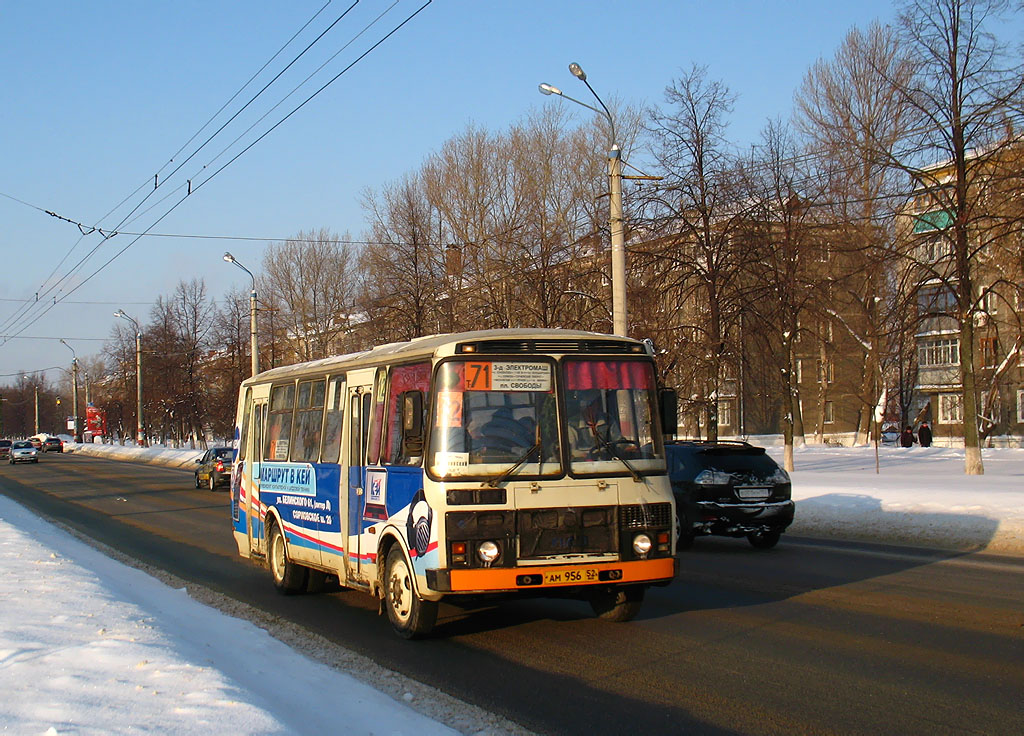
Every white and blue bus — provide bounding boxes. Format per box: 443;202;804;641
230;329;677;637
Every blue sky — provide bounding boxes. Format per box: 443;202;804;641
0;0;903;382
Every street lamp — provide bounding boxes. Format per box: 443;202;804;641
60;338;80;442
540;62;627;336
223;252;259;377
114;309;145;446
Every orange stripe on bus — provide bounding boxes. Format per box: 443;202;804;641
447;557;675;592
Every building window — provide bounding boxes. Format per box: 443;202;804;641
980;337;999;368
817;359;834;383
918;285;956;315
939;393;963;424
718;400;733;428
918;234;953;262
919;338;960;367
824;401;834;424
1018;390;1024;424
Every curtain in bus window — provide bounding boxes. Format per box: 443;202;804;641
291;379;326;462
384;362;431;465
564;360;653;390
264;384;295;461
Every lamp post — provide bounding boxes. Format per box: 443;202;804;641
114;310;145;446
223;252;259;377
540;62;627;336
60;338;80;442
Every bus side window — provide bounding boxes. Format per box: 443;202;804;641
383;362;431;466
348;392;371;466
264;384;295;461
291;378;326;463
366;368;387;465
238;388;252;461
322;376;345;464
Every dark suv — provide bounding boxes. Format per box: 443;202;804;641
666;440;795;549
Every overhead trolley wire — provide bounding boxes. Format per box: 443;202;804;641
0;2;367;343
1;1;434;347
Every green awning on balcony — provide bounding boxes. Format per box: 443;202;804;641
913;209;953;233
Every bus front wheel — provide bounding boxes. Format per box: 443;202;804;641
268;522;308;594
384;547;437;639
590;585;645;622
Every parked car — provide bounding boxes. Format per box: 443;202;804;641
0;439;11;461
42;436;63;453
666;440;795;549
9;440;40;464
880;424;900;444
194;447;234;490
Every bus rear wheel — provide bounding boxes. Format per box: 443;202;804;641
384;547;437;639
268;522;308;594
590;585;645;622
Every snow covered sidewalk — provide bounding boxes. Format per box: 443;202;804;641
0;494;460;736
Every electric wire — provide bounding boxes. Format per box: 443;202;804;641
0;1;433;347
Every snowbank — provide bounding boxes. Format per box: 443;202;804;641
0;493;460;735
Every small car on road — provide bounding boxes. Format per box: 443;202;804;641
9;440;40;464
194;447;234;490
666;440;794;549
42;436;64;453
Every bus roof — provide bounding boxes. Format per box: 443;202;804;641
242;328;651;386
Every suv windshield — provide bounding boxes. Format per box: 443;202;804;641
428;359;561;479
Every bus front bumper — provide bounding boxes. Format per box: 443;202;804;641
427;556;676;594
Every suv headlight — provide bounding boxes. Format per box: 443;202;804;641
694;469;732;485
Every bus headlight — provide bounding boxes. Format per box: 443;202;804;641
632;533;652;557
477;541;500;566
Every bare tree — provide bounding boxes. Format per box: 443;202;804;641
642;66;752;440
262;229;357;362
878;0;1024;473
795;22;915;445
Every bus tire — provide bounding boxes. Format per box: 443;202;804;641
306;569;328;594
590;585;644;622
384;547;437;639
268;521;308;594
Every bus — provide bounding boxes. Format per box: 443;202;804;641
230;329;678;638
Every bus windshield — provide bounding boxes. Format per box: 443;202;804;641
428;357;663;480
563;359;664;476
429;359;561;479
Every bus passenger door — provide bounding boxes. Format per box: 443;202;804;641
346;389;372;583
247;402;266;555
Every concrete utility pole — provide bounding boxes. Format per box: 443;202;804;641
223;252;259;377
34;385;40;435
114;310;145;446
61;339;80;442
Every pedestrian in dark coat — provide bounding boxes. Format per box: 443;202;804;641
918;422;932;447
900;426;916;447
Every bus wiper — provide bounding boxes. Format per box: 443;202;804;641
486;441;541;488
593;434;643;482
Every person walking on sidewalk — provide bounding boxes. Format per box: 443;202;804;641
918;422;932;447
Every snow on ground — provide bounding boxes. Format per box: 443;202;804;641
0;494;464;736
779;444;1024;555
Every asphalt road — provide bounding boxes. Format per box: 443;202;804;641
2;452;1022;735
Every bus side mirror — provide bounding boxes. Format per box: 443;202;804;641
659;388;678;438
402;391;425;455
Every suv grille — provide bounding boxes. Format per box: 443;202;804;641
619;503;672;529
